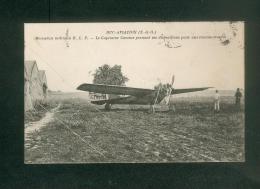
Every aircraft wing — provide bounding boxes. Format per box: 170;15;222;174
171;87;212;94
77;83;154;96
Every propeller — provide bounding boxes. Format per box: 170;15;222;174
171;75;175;87
166;75;175;105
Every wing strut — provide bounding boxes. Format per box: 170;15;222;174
166;75;175;105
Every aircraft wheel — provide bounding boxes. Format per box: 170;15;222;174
105;103;111;111
169;104;176;112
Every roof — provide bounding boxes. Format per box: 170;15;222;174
24;60;39;80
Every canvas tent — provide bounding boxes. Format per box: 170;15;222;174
24;60;48;111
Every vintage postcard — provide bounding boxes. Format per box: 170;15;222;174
24;22;244;163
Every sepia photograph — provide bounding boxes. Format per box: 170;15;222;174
24;22;244;163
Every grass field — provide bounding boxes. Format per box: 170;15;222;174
24;92;244;163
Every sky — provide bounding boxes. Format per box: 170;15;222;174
25;22;244;92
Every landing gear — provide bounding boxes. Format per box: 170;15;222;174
168;103;176;112
105;103;112;111
149;104;155;113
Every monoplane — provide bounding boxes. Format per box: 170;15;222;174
77;76;211;112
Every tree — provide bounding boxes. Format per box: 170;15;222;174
93;64;129;86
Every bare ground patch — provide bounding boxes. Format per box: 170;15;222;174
24;95;244;163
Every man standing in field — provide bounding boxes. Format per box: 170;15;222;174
235;88;242;109
214;90;220;112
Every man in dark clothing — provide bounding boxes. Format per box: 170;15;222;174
235;88;242;108
43;83;47;100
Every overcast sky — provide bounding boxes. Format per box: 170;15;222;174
25;22;244;92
